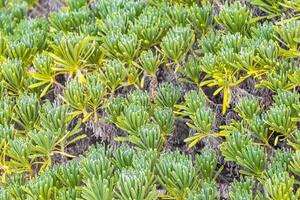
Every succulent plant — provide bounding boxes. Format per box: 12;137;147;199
157;151;199;199
229;177;255;200
115;169;157;200
264;172;299;200
1;59;26;95
266;105;296;138
138;49;162;77
153;107;174;137
50;33;95;81
131;7;169;48
115;104;149;135
218;2;252;35
195;148;218;180
188;3;213;34
155;83;181;109
235;97;262;120
160;26;194;70
14;94;40;131
29;53;56;97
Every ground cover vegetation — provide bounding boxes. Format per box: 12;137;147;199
1;0;300;199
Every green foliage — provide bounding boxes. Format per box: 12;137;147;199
229;177;255;200
157;151;199;199
2;0;300;198
218;2;252;35
160;26;194;69
235;97;262;120
155;83;181;108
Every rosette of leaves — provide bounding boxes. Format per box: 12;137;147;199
113;145;134;170
97;11;129;36
99;59;126;93
271;149;292;172
249;115;270;145
81;176;114;200
153;107;174;137
28;53;57;97
155;83;181;109
290;151;300;177
157;151;199;199
273;90;299;117
18;30;48;57
127;90;150;109
60;79;88;118
115;169;157;200
0;125;15;144
185;107;223;148
1;59;26;95
28;124;85;170
132;149;157;172
62;74;106;122
188;3;213;34
251;22;274;42
200;52;245;115
220;131;252;162
222;33;245;54
288;130;300;150
6;38;32;66
217;1;252;35
129;123;164;151
167;5;189;26
160;26;194;72
29;102;84;170
229;177;255;200
234;97;262;121
0;97;14;125
23;173;56;200
139;50;161;78
131;7;169;48
14;94;40;132
80;148;114;181
276;20;300;52
54;160;82;188
257;70;294;92
49;11;74;32
92;0;123;20
266;105;296;139
106;96;126;123
176;90;206;116
264;172;300;200
85;73;107;121
237;144;267;177
49;33;96;82
179;56;201;85
195;148;218;180
198;30;221;54
256;39;279;67
101;31;140;64
52;7;91;32
3;139;33;182
235;46;263;77
115;104;149;136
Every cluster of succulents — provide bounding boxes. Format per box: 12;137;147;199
1;0;300;198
